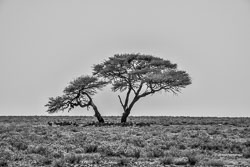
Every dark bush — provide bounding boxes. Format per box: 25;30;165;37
134;149;141;159
244;140;250;147
160;157;173;165
243;148;250;158
229;143;242;153
85;144;98;153
201;142;223;151
40;157;52;165
52;158;65;167
0;159;8;167
117;157;129;166
187;154;199;165
64;153;83;164
11;141;28;151
179;144;186;150
147;147;164;157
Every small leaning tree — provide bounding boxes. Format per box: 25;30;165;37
93;53;192;123
45;75;107;123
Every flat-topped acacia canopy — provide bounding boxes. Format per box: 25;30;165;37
93;53;191;123
45;75;107;123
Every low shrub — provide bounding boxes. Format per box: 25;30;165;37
52;151;63;159
183;150;199;165
187;154;199;165
174;157;189;165
34;127;47;136
170;128;182;133
85;144;98;153
64;153;83;164
92;158;101;165
0;150;12;161
124;145;141;158
98;144;117;156
201;141;223;151
64;144;75;153
146;147;164;158
146;145;164;158
167;146;182;157
128;137;145;147
0;127;11;134
117;157;130;166
229;142;242;153
179;144;186;150
243;148;250;158
52;158;65;167
205;159;225;166
80;153;101;161
160;157;173;165
244;140;250;147
10;141;28;151
133;148;141;159
74;148;85;154
39;157;52;166
114;144;126;156
28;145;49;156
71;128;78;132
0;159;8;167
190;140;201;149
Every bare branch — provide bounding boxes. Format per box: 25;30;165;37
118;95;125;110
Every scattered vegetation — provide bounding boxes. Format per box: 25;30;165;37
0;116;250;166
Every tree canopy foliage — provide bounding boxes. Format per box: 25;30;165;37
93;53;191;122
45;75;107;122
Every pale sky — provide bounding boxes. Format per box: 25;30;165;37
0;0;249;117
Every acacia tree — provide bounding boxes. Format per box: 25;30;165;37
93;53;191;123
45;75;107;123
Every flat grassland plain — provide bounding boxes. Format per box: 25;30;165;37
0;116;250;167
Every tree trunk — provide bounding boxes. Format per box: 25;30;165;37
90;101;105;123
121;108;131;123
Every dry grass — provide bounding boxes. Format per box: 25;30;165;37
0;116;250;166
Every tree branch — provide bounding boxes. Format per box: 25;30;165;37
138;86;167;99
135;82;143;96
118;95;125;110
124;88;131;109
82;92;92;102
128;96;140;111
78;102;91;108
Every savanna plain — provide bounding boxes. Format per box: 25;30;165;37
1;116;250;167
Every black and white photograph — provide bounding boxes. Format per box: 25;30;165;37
0;0;250;166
